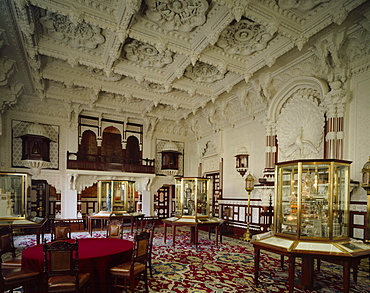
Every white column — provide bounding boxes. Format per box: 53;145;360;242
141;189;152;216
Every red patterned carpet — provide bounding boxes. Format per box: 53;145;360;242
12;226;370;293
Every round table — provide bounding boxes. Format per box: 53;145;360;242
22;238;133;293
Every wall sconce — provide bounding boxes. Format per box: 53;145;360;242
361;156;370;242
235;147;249;177
241;173;255;242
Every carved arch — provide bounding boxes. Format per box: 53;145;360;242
267;76;329;123
79;130;98;162
266;77;330;162
101;126;122;163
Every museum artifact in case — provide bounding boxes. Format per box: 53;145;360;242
97;180;135;214
0;172;31;219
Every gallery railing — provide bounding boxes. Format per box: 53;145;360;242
66;152;155;174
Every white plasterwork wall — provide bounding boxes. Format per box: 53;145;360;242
347;69;370;202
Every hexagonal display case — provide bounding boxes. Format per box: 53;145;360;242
275;159;350;240
253;159;370;258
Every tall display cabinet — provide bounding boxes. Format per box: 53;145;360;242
0;172;31;218
0;172;46;244
97;180;136;214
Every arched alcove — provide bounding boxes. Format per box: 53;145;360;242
79;130;98;161
126;136;140;164
266;77;329;162
101;126;122;163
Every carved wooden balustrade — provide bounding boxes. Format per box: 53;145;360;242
66;151;155;174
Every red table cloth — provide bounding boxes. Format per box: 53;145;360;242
22;238;133;293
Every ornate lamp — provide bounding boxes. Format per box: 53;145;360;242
361;156;370;242
235;147;249;177
241;173;255;241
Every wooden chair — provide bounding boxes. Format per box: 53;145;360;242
146;223;156;278
109;230;150;293
51;221;72;241
0;226;22;267
140;216;158;232
106;219;123;239
43;239;90;293
0;235;40;293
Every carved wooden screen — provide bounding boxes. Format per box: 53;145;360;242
205;172;221;217
155;186;171;219
125;136;140;164
101;127;122;163
30;180;49;218
79;130;98;161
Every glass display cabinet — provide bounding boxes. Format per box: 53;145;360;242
0;172;31;219
163;177;223;247
97;180;135;214
275;159;350;240
252;159;370;257
174;177;211;221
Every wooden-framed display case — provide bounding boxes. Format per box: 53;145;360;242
175;177;211;220
252;159;370;257
163;177;217;224
97;180;135;214
0;172;31;219
275;159;350;240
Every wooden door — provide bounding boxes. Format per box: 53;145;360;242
30;180;49;218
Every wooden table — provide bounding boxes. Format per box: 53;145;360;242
87;213;145;236
253;240;370;293
0;217;47;245
162;218;223;248
22;238;133;293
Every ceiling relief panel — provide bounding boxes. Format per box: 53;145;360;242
123;39;174;68
39;12;105;49
184;61;225;83
145;0;209;32
216;19;278;56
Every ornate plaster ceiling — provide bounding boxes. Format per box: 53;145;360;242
0;0;367;130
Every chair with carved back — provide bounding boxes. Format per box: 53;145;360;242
106;219;123;239
0;230;40;293
51;221;72;241
145;222;156;278
109;230;150;293
43;239;90;293
0;225;22;267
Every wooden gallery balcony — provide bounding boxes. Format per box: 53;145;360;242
67;152;155;174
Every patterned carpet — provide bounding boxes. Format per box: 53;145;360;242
11;226;370;293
